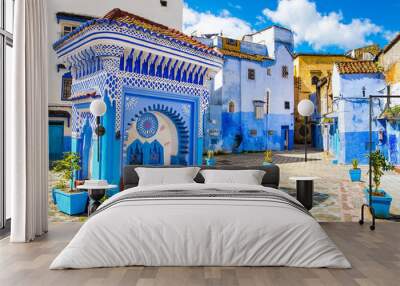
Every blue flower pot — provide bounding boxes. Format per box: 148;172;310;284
54;189;88;215
349;169;361;182
205;158;216;166
364;189;392;219
51;188;59;205
262;162;272;166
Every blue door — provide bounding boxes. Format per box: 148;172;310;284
49;121;64;163
126;139;164;165
281;126;289;150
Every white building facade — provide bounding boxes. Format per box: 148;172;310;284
201;26;295;152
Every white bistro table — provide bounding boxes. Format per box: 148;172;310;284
77;182;118;215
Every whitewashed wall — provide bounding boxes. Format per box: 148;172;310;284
267;44;294;116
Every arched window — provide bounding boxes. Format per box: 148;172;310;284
228;101;235;113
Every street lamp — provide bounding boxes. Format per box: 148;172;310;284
298;99;314;162
90;99;107;163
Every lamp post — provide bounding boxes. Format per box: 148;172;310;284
90;99;107;166
298;99;314;162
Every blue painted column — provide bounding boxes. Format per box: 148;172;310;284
91;137;100;179
100;95;121;185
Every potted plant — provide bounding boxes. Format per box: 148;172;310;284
205;150;216;166
349;159;361;182
52;152;88;215
263;150;273;166
364;150;394;218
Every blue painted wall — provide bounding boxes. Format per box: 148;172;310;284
329;67;387;164
387;121;400;165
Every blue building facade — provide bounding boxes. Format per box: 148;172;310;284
326;61;387;164
200;26;295;153
53;9;223;184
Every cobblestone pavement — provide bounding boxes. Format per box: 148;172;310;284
48;147;400;223
215;147;400;222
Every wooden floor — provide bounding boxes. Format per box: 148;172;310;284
0;222;399;286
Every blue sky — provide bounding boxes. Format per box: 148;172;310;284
183;0;399;53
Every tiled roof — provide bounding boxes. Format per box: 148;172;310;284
336;61;381;74
219;48;271;62
294;53;353;59
54;9;222;58
103;9;222;57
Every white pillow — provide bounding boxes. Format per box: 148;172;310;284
135;167;200;186
200;169;265;185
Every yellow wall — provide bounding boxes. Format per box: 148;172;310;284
385;62;400;85
293;55;354;143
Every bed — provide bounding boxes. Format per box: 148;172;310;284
50;166;350;269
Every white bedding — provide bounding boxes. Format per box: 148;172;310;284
50;183;351;269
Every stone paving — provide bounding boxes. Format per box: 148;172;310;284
215;148;400;222
48;147;400;223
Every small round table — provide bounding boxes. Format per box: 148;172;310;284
289;177;319;210
77;184;118;215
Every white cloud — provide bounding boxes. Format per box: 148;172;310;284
263;0;382;50
255;15;266;26
183;4;253;39
228;2;242;10
383;30;398;42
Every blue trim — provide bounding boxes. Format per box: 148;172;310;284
56;32;223;69
56;14;94;24
49;115;70;127
74;102;91;109
67;93;100;102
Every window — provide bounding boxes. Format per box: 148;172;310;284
254;100;265;119
61;72;72;100
255;106;264;119
281;65;289;78
228;101;235;113
284;101;290;110
160;0;168;7
267;68;271;76
61;24;78;37
264;91;270;114
248;68;255;80
1;0;15;230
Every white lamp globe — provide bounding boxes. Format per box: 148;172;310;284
90;99;107;117
297;99;314;117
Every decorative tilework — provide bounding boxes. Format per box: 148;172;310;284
125;97;138;111
71;105;96;138
136;112;159;138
